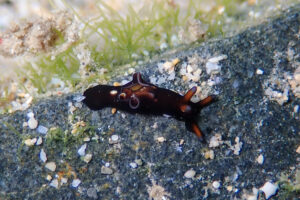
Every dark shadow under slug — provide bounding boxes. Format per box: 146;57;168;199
83;72;216;142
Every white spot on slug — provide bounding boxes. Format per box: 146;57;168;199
110;90;118;95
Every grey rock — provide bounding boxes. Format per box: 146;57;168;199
0;5;299;200
87;187;98;199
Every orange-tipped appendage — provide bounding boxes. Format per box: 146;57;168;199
198;96;214;108
183;86;197;102
191;122;204;141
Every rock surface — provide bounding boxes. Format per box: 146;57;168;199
0;5;299;200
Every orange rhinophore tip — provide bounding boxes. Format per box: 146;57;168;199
183;86;197;102
198;95;216;108
191;122;204;141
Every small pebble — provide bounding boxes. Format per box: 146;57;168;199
205;55;227;75
83;153;92;163
87;187;98;199
37;125;48;134
74;102;82;108
61;177;68;185
152;122;158;129
129;162;138;169
256;154;264;164
135;159;143;166
92;135;99;141
294;105;299;114
49;179;59;188
72;179;81;187
226;185;233;192
259;182;278;199
179;139;185;145
36;137;43;145
78;143;87;156
232;137;243;155
209;134;223;148
45;162;56;172
73;95;86;102
294;67;300;82
184;169;196;178
204;150;215;160
208;55;227;63
256;68;264;75
101;166;113;175
156;136;166;143
28;117;38;129
23;122;28;127
109;135;119;144
212;181;221;189
46;175;52;181
40;148;47;163
128;68;135;74
27;112;34;118
24;138;37;146
113;82;121;86
296;146;300;154
206;62;221;75
111;108;117;114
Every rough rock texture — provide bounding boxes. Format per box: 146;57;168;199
1;5;300;200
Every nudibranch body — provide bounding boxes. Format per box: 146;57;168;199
83;72;215;141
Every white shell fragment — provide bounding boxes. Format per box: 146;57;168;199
296;145;300;154
256;68;264;75
232;137;243;155
49;179;59;188
45;162;56;172
256;154;264;165
209;134;223;148
156;137;166;143
129;162;138;169
36;137;43;145
40;149;47;163
212;181;221;189
24;138;37;146
101;166;113;175
204;150;215;160
27;112;34;118
60;177;68;185
73;95;86;102
72;179;81;187
208;55;227;63
27;112;38;129
206;55;227;75
83;153;92;163
109;135;120;144
259;182;278;199
206;62;221;75
184;169;196;178
28;118;38;129
46;175;52;181
77;143;87;156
